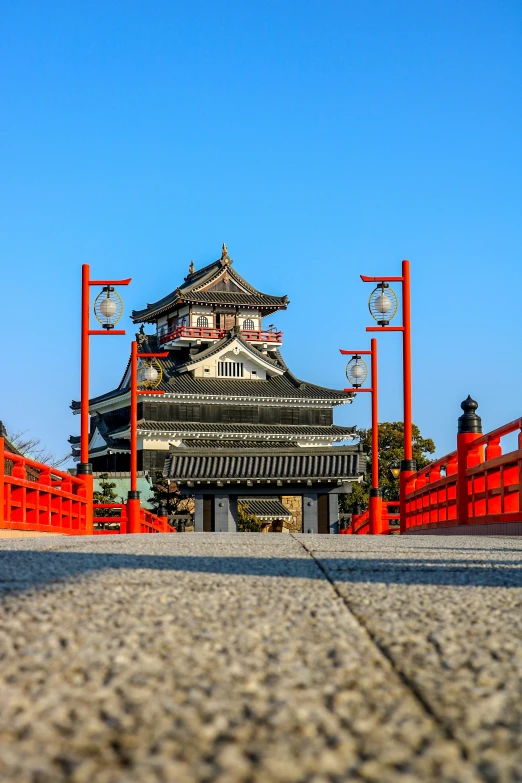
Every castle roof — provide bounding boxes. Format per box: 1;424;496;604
70;332;354;410
164;446;364;482
132;245;289;323
113;420;355;442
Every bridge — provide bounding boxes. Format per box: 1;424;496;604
3;395;522;538
0;531;520;781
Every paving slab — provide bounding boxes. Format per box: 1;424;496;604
0;533;519;782
300;535;522;783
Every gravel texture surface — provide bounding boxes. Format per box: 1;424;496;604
0;533;520;782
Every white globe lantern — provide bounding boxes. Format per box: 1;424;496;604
99;296;118;317
142;364;159;383
346;356;368;388
94;286;124;330
368;283;398;326
139;358;163;389
374;293;392;314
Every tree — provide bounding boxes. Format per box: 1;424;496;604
4;426;71;467
340;422;435;514
149;471;193;523
93;473;120;518
237;503;263;533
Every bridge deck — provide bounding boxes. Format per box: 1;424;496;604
0;534;521;782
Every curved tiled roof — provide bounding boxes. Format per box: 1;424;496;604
181;440;297;449
238;498;292;520
132;256;288;323
164;446;364;481
114;420;355;440
180;291;287;307
71;367;354;409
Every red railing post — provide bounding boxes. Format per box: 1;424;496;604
77;471;94;535
0;437;4;529
457;396;482;525
126;496;141;534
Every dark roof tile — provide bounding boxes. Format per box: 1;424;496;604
165;446;364;480
238;498;292;520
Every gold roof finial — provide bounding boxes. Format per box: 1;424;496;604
189;259;195;274
221;242;229;261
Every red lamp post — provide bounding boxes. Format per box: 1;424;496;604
359;260;413;534
79;265;131;531
340;338;382;534
127;340;168;533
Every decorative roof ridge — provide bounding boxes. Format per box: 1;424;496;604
272;349;289;371
118;355;131;390
110;420;356;436
132;245;288;322
165;443;362;457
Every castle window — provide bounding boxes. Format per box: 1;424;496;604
196;315;209;328
218;361;244;378
242;318;255;331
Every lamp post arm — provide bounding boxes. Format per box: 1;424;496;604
89;277;132;286
339;349;373;355
360;274;404;282
344;388;373;393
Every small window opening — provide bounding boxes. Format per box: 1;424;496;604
218;361;244;378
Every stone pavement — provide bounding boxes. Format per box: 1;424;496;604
0;534;521;783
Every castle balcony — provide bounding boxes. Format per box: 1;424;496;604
158;325;283;346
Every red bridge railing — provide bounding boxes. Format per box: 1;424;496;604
93;503;128;534
341;502;400;535
93;504;174;534
0;438;92;535
404;400;522;534
1;438;177;536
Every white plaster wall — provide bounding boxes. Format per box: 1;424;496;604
194;348;267;380
238;309;261;330
142;437;177;450
190;306;214;327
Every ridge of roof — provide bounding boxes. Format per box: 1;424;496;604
132;250;288;322
110;420;356;437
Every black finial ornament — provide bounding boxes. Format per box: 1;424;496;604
458;395;482;434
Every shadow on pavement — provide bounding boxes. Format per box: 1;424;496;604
0;550;521;594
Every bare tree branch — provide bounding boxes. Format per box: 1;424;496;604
5;428;71;468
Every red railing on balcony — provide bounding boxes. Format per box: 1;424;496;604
0;438;92;535
404;415;522;532
158;325;283;345
241;329;284;343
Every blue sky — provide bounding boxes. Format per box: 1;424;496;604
0;0;520;461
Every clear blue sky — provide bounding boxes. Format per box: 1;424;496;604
0;0;520;461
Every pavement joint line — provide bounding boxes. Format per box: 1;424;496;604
291;534;476;774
